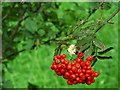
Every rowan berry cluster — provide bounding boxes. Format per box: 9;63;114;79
50;52;99;85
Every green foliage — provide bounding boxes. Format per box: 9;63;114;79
2;2;118;88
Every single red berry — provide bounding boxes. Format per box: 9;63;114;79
76;77;80;82
75;73;79;77
80;61;85;67
77;52;84;57
50;65;54;70
57;64;62;70
75;63;80;69
73;80;78;84
79;72;84;77
94;72;99;77
54;56;58;60
77;69;82;73
83;66;87;69
70;74;76;80
82;69;86;73
87;66;92;70
67;80;73;85
87;76;91;80
61;64;66;69
76;58;82;63
86;70;91;74
52;64;57;70
64;60;69;65
52;61;56;65
61;54;66;59
85;61;91;66
69;70;73;74
72;66;77;72
86;81;91;85
85;73;90;77
56;71;62;76
79;79;83;83
63;75;68;79
56;55;61;59
60;59;65;63
67;64;72;70
91;78;95;83
64;72;70;77
60;69;65;74
55;69;59;72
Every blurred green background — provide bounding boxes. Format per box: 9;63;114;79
2;2;118;88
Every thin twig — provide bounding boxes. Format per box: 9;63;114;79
94;8;120;33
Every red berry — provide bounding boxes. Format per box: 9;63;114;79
94;72;99;77
86;81;91;85
56;55;61;59
77;52;84;57
81;75;86;81
80;61;85;67
73;80;77;84
67;64;72;70
82;69;86;73
76;77;80;82
64;72;70;77
70;74;76;80
77;69;82;73
86;70;91;74
87;76;91;80
52;64;57;70
69;70;73;74
61;54;66;59
57;64;62;69
79;72;84;77
75;63;80;69
79;79;83;83
64;60;69;65
76;73;79;77
86;55;93;61
72;66;77;72
85;73;90;77
91;78;95;83
60;69;65;74
56;71;62;76
87;66;92;70
54;56;58;60
61;64;66;69
52;61;56;65
63;75;68;79
85;61;91;66
67;80;73;85
50;65;54;70
76;58;82;63
60;59;65;63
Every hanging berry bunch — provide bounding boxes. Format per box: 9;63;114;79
50;8;120;85
51;53;99;85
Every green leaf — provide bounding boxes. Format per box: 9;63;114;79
93;38;105;50
25;18;38;34
98;47;114;55
78;43;90;52
76;35;93;48
84;45;93;60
